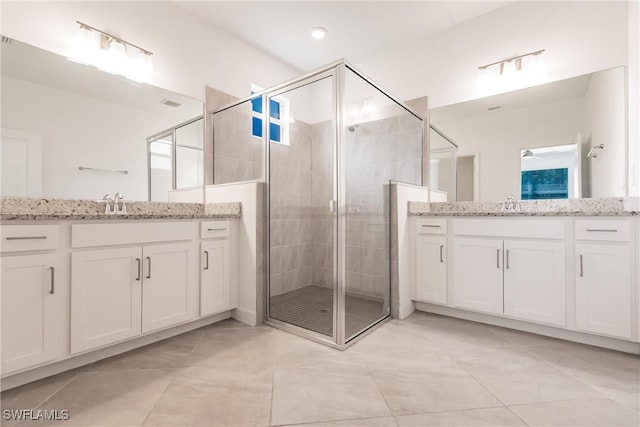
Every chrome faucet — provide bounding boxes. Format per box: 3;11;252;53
501;194;521;213
113;193;127;214
103;194;115;214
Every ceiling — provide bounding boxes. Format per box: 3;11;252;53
175;1;514;71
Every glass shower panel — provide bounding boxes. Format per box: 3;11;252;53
343;67;423;341
149;134;172;202
213;98;263;184
268;75;335;338
175;118;204;189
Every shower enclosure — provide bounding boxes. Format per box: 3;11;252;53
212;61;423;348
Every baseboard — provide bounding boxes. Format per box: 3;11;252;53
414;302;640;355
231;306;257;326
1;312;231;391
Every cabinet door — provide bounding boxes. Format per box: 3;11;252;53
142;243;196;333
1;254;58;373
415;235;447;304
201;239;231;316
575;243;631;339
453;238;503;314
504;240;565;326
71;247;142;354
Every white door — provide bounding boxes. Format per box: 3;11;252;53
200;240;231;316
415;235;447;304
0;128;42;197
453;238;504;314
71;247;143;353
576;243;632;339
142;243;196;333
504;240;566;326
1;254;57;373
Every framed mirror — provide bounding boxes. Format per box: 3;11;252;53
1;39;203;201
430;66;626;201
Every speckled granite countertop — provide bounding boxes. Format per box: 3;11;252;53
408;198;640;217
0;198;241;220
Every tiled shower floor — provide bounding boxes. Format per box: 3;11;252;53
269;285;385;338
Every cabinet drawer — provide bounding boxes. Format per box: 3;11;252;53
575;219;631;242
1;225;59;253
453;219;564;239
201;220;231;239
416;218;447;235
72;222;193;248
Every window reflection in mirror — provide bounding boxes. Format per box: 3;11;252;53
1;39;203;201
430;66;626;201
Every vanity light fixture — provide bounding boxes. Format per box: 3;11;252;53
478;49;545;76
68;21;154;83
310;27;327;40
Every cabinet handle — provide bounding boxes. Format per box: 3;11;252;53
439;245;444;263
422;224;441;228
136;258;141;281
146;257;151;279
506;250;510;269
204;251;209;270
6;236;47;240
496;249;500;268
585;229;618;232
49;267;55;294
579;254;584;277
208;228;227;231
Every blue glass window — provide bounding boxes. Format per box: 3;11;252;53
521;168;569;200
251;96;263;114
252;116;262;138
251;89;285;144
269;122;281;142
269;99;280;119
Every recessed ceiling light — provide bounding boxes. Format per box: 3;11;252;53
310;27;327;40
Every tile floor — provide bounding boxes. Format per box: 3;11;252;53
2;312;639;427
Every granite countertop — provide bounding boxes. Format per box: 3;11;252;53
0;198;241;220
408;198;640;217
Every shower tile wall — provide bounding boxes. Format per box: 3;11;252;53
213;105;262;184
344;115;421;299
269;120;314;296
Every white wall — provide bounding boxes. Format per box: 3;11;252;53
2;75;179;200
1;1;298;101
436;97;585;201
584;66;627;197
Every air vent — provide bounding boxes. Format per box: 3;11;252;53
161;99;182;108
487;106;501;111
1;36;13;45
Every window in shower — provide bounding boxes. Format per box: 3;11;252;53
251;85;290;145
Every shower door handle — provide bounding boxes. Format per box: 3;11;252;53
329;200;336;214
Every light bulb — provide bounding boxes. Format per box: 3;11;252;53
310;27;327;40
68;25;99;65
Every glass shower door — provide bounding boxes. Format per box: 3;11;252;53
267;72;337;340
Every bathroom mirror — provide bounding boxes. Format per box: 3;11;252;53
1;39;203;201
430;66;626;201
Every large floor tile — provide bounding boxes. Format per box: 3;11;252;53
486;325;565;347
85;329;204;371
395;407;526;426
270;365;391;425
143;366;272;427
278;416;398;427
527;341;640;396
509;397;640;426
185;326;279;375
457;350;602;405
1;369;83;427
372;366;501;415
18;369;173;426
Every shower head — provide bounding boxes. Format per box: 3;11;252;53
347;125;358;133
586;143;604;158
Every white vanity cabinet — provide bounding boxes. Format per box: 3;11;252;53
575;219;633;339
1;225;63;374
200;220;237;316
452;237;503;314
70;222;198;354
451;219;566;325
415;219;447;305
